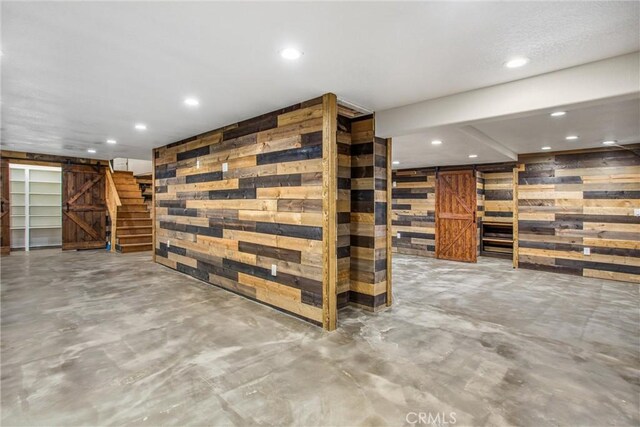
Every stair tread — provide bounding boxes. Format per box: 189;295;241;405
118;242;152;247
118;233;153;237
118;225;152;229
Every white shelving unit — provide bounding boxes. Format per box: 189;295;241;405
9;164;62;250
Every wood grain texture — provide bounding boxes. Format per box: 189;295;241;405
154;96;326;326
322;93;338;330
517;148;640;283
344;115;390;311
436;170;477;263
62;165;107;250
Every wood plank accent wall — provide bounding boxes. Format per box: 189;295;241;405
153;95;392;326
153;96;328;326
336;115;352;309
517;148;640;283
392;167;483;257
392;168;436;257
348;115;390;311
484;171;515;224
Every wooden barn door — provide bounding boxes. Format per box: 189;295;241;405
436;170;477;263
0;159;10;255
62;164;106;250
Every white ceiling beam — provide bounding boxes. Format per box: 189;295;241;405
457;125;518;161
376;52;640;137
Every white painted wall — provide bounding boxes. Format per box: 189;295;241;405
112;158;152;176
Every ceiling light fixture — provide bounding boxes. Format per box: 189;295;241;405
602;140;617;146
468;154;478;158
280;48;303;60
106;139;117;144
135;123;147;131
541;146;551;150
184;97;199;107
87;149;96;154
392;161;400;165
550;111;566;117
504;57;529;68
565;135;579;140
431;140;443;145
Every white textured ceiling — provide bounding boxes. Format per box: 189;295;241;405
1;1;639;160
392;95;640;169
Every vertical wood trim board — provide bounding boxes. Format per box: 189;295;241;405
153;95;329;327
512;166;522;268
385;138;393;306
322;93;338;331
518;149;640;283
152;148;157;263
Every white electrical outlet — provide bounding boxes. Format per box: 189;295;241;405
634;208;640;217
222;162;229;172
583;247;590;256
271;264;277;276
167;240;170;248
393;181;397;188
196;160;200;169
397;232;401;239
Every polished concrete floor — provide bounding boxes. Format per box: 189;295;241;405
1;249;638;426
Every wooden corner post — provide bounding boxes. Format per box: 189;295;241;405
322;93;338;331
386;138;393;306
512;165;522;268
152;148;157;263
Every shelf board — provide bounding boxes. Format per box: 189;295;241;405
482;237;513;243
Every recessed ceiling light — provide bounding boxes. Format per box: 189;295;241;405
135;123;147;131
550;111;566;117
468;154;478;158
431;140;443;145
565;135;579;140
280;48;303;60
106;139;117;144
541;146;552;150
602;140;617;145
504;57;529;68
392;161;400;165
87;149;96;154
184;97;199;107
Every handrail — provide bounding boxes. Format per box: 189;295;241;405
105;168;121;252
105;168;122;208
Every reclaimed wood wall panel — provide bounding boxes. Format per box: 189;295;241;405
392;168;436;257
484;171;515;224
518;148;640;283
392;167;483;257
154;96;328;325
336;114;352;309
346;115;390;311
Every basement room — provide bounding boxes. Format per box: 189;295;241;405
1;1;638;426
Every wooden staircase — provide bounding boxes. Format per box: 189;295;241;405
111;171;152;253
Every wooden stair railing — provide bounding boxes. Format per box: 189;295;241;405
105;168;122;253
